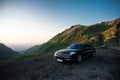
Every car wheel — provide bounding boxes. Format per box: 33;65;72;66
77;55;82;63
93;52;96;56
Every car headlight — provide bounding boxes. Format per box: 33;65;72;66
54;52;58;56
69;52;76;55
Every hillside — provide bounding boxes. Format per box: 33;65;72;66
0;43;20;60
49;18;120;45
22;18;120;55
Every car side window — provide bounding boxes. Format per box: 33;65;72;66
86;45;92;50
83;45;88;50
88;45;93;50
84;44;93;50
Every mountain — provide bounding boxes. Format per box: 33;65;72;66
49;18;120;45
0;43;20;60
23;18;120;55
20;45;41;55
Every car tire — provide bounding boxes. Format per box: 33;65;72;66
93;52;96;56
77;55;82;63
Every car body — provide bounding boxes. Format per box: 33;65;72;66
54;43;96;62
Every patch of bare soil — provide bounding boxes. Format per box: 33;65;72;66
0;48;120;80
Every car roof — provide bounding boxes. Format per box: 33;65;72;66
72;43;88;45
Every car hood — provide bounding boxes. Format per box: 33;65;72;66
56;49;79;54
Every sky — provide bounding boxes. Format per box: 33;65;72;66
0;0;120;51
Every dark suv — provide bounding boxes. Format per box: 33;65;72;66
54;43;96;62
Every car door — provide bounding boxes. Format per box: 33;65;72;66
86;45;93;57
89;45;95;56
82;45;90;58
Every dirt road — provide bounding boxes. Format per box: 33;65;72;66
0;48;120;80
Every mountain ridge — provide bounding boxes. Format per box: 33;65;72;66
0;43;20;60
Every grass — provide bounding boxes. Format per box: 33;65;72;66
10;54;41;61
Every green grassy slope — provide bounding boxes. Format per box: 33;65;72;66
37;18;120;55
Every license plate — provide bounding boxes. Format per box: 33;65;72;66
57;59;63;62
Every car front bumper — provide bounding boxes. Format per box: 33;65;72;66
54;56;71;62
54;55;78;62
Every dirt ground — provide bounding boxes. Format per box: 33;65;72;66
0;48;120;80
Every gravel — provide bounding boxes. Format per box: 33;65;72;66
0;48;120;80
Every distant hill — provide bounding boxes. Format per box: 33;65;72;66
23;18;120;55
21;45;41;55
0;43;20;60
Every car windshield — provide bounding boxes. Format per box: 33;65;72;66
67;44;83;49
